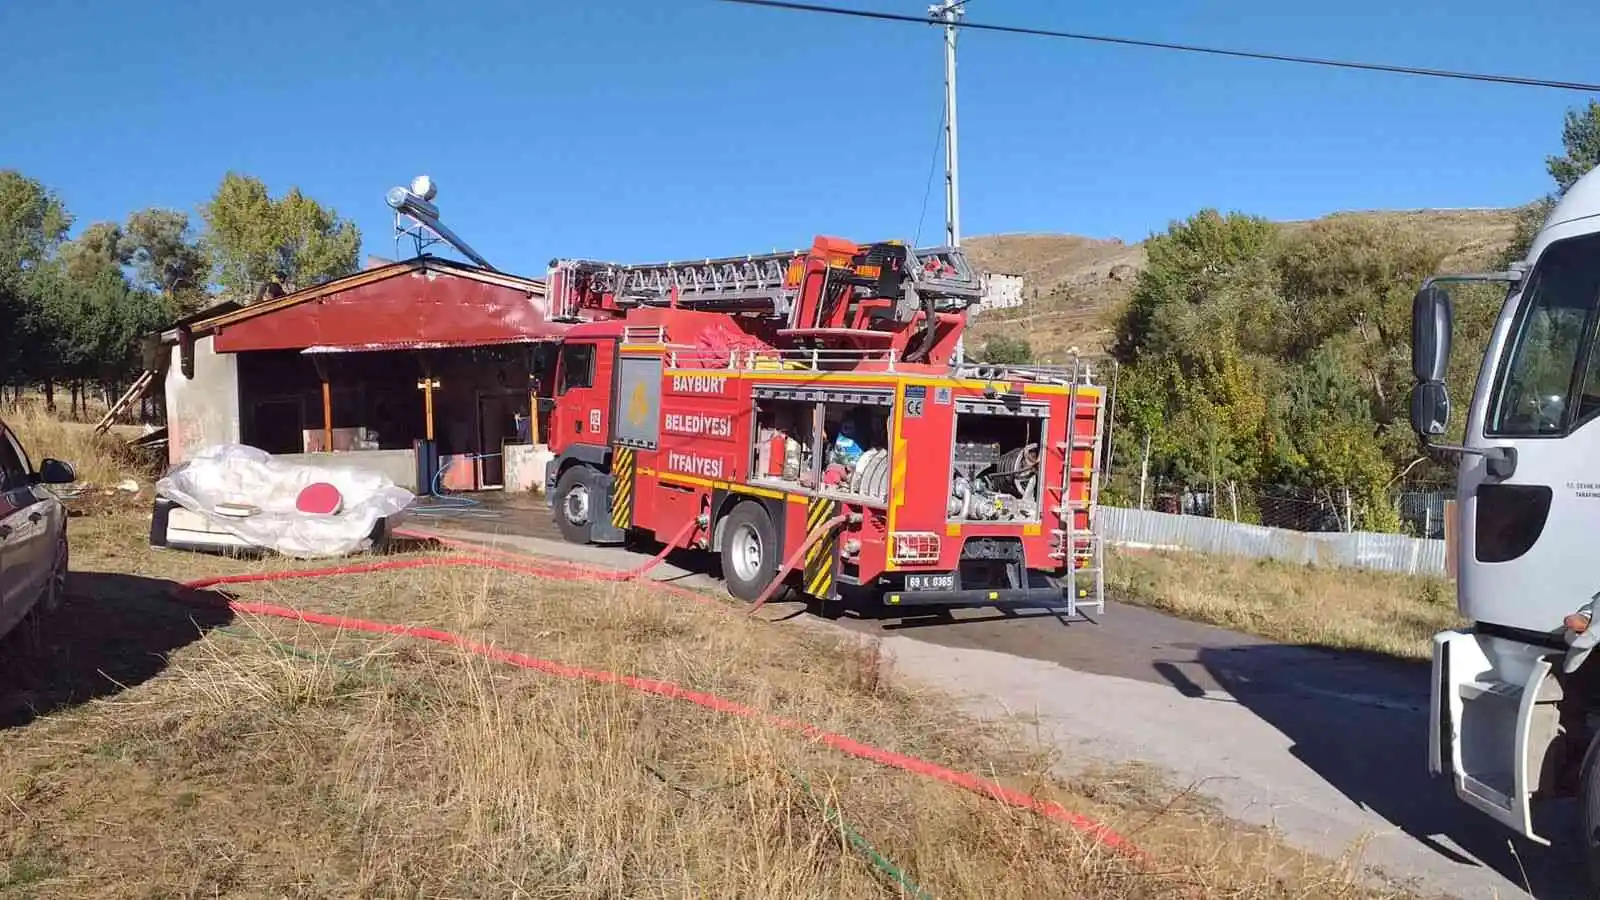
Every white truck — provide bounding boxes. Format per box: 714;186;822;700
1410;164;1600;887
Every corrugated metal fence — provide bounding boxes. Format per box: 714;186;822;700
1096;506;1448;576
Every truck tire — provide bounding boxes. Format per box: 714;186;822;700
720;502;778;602
1582;728;1600;891
553;465;600;545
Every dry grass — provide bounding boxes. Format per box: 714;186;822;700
2;402;160;487
0;502;1417;899
963;233;1142;360
1108;547;1461;661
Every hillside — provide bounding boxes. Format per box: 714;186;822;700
963;207;1521;361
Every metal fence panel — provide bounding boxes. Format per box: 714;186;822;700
1095;506;1447;576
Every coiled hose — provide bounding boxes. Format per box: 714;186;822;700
406;452;506;520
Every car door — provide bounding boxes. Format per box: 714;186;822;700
0;427;37;632
0;428;48;628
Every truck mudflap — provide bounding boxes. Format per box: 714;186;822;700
1431;628;1564;846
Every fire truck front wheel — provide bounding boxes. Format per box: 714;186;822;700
553;465;601;544
720;502;778;602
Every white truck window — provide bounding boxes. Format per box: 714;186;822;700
1488;232;1600;436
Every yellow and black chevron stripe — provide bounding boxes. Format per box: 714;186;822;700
802;496;840;600
610;447;635;530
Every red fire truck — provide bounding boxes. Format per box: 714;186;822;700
541;235;1105;614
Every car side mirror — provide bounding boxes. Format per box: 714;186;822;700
38;458;76;485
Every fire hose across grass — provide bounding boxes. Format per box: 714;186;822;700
166;518;1144;894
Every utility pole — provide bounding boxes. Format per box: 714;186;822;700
930;0;966;363
931;0;964;248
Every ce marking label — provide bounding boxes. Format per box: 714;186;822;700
903;385;926;419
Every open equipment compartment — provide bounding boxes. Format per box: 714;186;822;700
946;399;1046;524
748;385;894;505
751;396;819;488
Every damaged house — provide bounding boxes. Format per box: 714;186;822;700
155;255;571;493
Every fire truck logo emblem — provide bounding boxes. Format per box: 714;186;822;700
628;381;650;426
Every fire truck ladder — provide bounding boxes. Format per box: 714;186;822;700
551;243;984;325
593;250;800;314
1051;358;1105;616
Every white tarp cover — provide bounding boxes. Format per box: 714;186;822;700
156;444;415;559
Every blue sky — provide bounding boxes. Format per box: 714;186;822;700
2;0;1596;275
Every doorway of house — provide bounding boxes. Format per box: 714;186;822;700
250;396;306;454
476;390;525;489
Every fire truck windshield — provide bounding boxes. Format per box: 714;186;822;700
1488;231;1600;437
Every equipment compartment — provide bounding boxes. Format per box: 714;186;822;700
947;405;1045;523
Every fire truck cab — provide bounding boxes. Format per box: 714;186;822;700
542;236;1105;614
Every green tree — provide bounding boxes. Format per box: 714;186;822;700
977;334;1033;364
200;172;361;301
1112;208;1282;369
0;170;71;279
1275;216;1448;424
1107;211;1289;516
0;170;73;397
125;208;209;313
29;256;172;415
57;221;128;284
1498;99;1600;267
1548;101;1600;194
1107;207;1461;530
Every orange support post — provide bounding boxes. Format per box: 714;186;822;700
321;380;333;451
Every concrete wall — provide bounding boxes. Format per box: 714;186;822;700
273;449;419;493
504;443;554;493
165;334;240;465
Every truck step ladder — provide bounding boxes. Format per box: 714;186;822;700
1049;356;1106;617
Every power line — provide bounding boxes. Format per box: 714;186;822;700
714;0;1600;93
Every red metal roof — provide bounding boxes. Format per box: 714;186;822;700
299;335;549;354
203;257;573;353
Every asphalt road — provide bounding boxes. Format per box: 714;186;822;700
412;496;1583;900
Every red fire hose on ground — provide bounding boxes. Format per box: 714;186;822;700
171;518;1143;863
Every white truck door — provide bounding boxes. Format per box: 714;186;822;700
1443;228;1600;840
1460;230;1600;639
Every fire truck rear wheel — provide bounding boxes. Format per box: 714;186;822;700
720;502;778;602
553;465;600;544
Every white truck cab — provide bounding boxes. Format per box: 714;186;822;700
1410;165;1600;885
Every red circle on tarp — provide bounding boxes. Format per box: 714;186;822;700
296;482;344;515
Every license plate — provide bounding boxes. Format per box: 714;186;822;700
904;573;955;592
